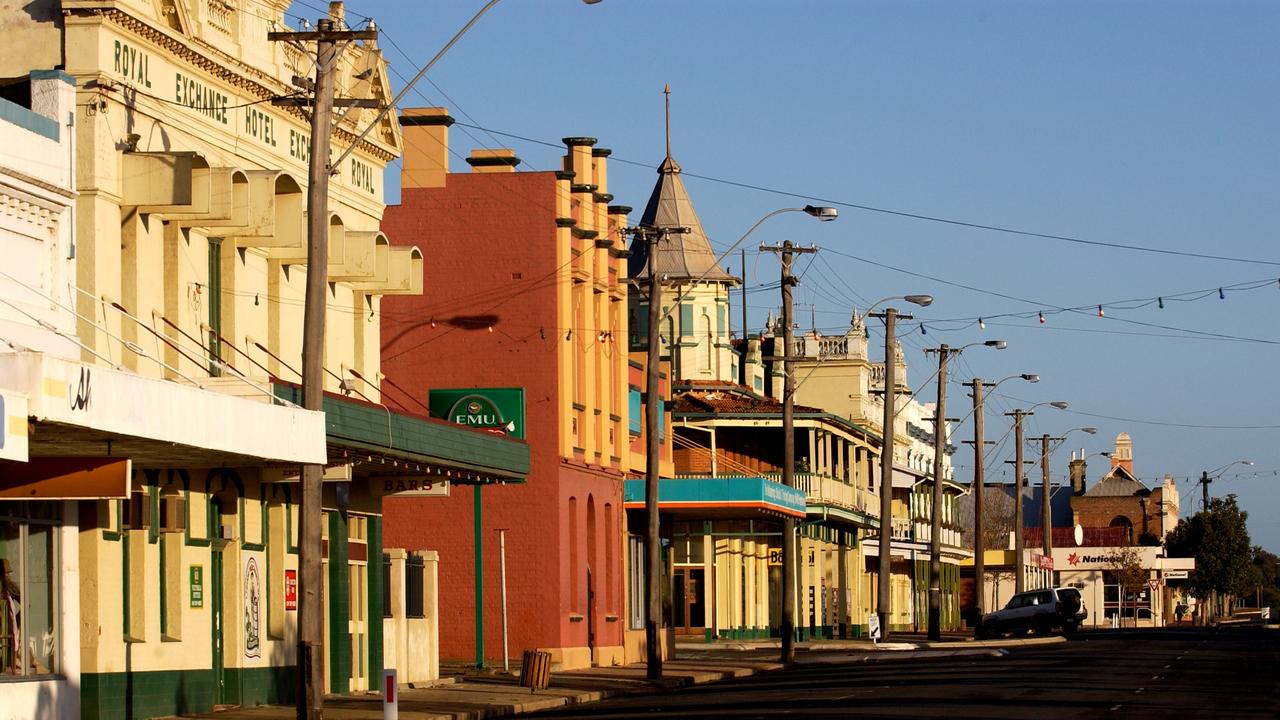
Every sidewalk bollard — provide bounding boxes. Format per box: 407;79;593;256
383;668;397;720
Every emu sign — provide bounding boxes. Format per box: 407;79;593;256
428;388;526;439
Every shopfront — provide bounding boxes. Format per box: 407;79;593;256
1052;546;1195;628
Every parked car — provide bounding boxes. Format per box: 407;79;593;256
978;587;1087;638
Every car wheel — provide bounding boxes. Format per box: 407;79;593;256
1034;619;1052;636
981;620;1000;639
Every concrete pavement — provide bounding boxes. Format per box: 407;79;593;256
178;635;1055;720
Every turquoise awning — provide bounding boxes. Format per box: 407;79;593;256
624;476;806;518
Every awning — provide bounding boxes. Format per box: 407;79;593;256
623;476;807;519
0;351;326;469
272;382;529;485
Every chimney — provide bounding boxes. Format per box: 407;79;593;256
400;107;453;189
1069;454;1087;495
562;137;597;189
466;149;520;174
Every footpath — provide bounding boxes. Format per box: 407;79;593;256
182;634;1062;720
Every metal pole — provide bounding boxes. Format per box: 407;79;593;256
298;20;336;718
969;379;987;635
876;309;900;640
1012;410;1027;593
498;529;509;673
927;345;949;640
1041;435;1053;560
643;228;664;680
474;486;484;667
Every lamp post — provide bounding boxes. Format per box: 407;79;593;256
1006;401;1067;593
638;204;836;676
962;372;1036;636
922;340;1005;640
1199;459;1254;511
868;294;933;641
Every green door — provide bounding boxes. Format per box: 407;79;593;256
211;534;226;703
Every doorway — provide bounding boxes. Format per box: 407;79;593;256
673;568;705;635
210;540;226;704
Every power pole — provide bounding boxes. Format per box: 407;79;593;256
268;12;377;718
1005;409;1031;594
922;344;956;640
761;240;816;664
869;306;912;642
739;248;747;386
1200;470;1211;512
1041;434;1054;559
962;379;992;636
628;224;688;681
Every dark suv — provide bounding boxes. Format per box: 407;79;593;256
978;587;1087;638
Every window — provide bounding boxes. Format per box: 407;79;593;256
405;554;425;619
382;553;392;619
0;502;59;678
627;535;645;630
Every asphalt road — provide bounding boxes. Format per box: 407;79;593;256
526;626;1279;719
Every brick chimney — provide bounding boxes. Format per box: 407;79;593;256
400;107;453;189
1069;452;1087;495
466;149;520;174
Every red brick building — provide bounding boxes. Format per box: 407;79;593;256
379;108;656;668
1070;432;1180;544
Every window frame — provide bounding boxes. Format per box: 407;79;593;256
0;502;62;680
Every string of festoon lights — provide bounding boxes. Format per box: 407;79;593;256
910;276;1279;339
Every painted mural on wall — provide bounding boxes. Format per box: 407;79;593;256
244;556;262;659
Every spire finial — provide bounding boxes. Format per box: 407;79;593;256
664;83;672;161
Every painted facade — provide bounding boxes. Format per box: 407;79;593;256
0;3;531;718
380;108;641;669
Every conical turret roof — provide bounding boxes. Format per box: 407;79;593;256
628;89;738;285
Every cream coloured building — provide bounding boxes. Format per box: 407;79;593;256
0;2;530;718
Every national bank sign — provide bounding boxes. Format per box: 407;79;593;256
427;388;526;440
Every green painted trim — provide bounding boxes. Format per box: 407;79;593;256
607;204;632;215
474;485;484;668
327;511;350;695
591;147;612;157
147;481;159;544
555;217;578;228
122;528;131;637
159;537;168;638
555;170;576;180
399;112;454;127
571;227;598;240
570;183;598;194
466;154;520;168
80;666;295;720
273;382;530;481
367;516;384;685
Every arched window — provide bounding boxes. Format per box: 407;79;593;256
1109;515;1134;545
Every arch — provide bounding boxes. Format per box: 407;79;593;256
1109;515;1134;545
586;495;597;626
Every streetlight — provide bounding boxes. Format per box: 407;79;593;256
1199;459;1254;511
868;293;932;642
922;339;1005;640
1005;400;1068;593
1036;427;1096;561
962;372;1037;636
634;204;836;676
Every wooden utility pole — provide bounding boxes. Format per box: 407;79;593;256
922;344;956;641
869;306;911;642
1005;409;1031;594
1041;434;1054;558
761;240;815;663
962;379;991;635
269;11;377;717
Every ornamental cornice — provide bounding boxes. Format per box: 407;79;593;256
93;8;395;163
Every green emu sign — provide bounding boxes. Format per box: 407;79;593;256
427;388;526;439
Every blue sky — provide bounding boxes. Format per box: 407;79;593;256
294;1;1280;551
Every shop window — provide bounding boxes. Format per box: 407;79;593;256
382;554;393;619
627;535;645;630
0;502;60;678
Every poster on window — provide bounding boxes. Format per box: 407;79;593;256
243;556;262;659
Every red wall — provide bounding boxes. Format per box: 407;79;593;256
381;172;623;661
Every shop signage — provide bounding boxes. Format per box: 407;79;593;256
190;565;204;608
371;475;451;498
244;556;262;659
428;388;526;439
284;569;297;611
1035;553;1054;571
1163;569;1189;579
0;390;28;462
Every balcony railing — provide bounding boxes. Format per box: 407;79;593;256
760;472;878;519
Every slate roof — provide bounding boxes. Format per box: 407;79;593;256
627;152;738;284
1084;464;1152;497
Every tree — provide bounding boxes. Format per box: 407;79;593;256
1251;546;1280;609
1164;494;1257;619
1105;546;1148;628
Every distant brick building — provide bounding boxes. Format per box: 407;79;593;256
1070;433;1180;544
